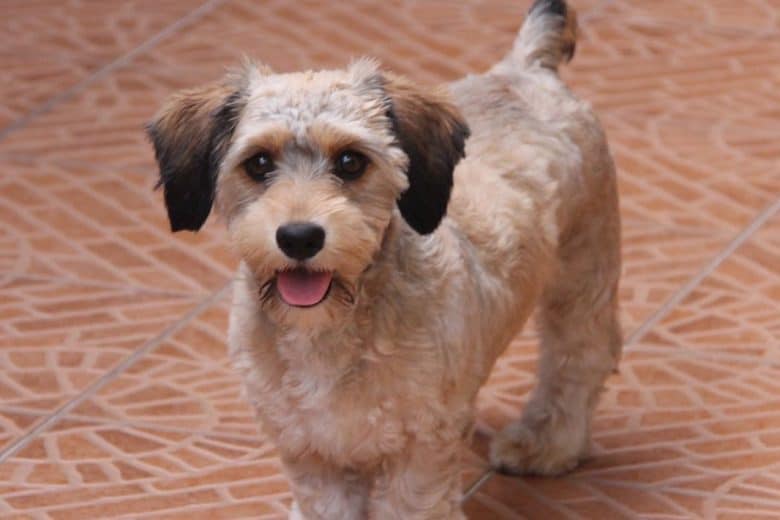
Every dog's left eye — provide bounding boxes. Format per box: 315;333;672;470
334;150;368;180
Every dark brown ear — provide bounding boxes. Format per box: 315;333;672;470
146;81;246;232
383;74;470;234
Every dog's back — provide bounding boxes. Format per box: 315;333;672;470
446;0;617;293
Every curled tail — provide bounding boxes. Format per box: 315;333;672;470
507;0;578;71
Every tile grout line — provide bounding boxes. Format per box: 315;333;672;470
0;0;228;144
0;195;218;297
462;469;495;502
2;273;208;300
628;343;780;368
0;407;267;444
8;173;235;292
624;196;780;348
578;0;780;39
0;281;231;463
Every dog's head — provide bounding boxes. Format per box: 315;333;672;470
147;59;469;328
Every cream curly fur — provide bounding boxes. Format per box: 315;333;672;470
148;1;621;518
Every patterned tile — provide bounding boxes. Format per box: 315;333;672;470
68;295;250;436
567;15;780;114
0;0;204;130
640;209;780;360
0;277;200;449
572;17;780;230
618;220;733;333
0;156;233;293
0;414;492;519
0;418;291;519
472;347;780;518
1;0;779;517
0;411;43;456
0;0;608;167
599;0;780;33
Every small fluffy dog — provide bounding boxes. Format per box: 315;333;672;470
148;1;621;517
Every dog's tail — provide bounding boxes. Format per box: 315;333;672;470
502;0;578;71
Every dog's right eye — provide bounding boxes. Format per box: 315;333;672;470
334;150;368;181
243;152;275;181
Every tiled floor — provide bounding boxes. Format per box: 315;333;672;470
1;0;778;518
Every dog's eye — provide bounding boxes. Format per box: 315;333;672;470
334;150;368;180
244;152;275;181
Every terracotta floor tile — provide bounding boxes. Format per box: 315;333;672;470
0;413;490;519
65;295;249;434
0;156;234;293
0;0;205;130
0;0;612;167
2;0;779;517
619;220;734;331
0;418;292;519
0;430;489;518
0;277;203;449
473;202;780;515
598;0;780;33
566;17;780;112
644;210;780;360
0;416;485;518
0;411;43;454
473;349;780;518
564;19;780;230
605;105;778;227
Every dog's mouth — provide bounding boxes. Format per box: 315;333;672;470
275;268;333;308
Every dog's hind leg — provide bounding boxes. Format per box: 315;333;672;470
490;196;622;476
485;0;623;478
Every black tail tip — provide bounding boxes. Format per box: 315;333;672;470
530;0;568;18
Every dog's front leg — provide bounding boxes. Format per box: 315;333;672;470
283;456;370;520
370;439;465;520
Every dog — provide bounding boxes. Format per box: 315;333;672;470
147;0;621;517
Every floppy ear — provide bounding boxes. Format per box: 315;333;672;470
383;74;470;234
146;81;246;232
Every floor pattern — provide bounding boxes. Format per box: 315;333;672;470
1;0;778;518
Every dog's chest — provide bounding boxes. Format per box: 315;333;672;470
294;378;405;460
256;333;431;465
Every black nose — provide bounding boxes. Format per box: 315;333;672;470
276;222;326;261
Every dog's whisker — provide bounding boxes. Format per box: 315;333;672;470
257;279;276;305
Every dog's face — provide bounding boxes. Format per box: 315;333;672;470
147;60;468;329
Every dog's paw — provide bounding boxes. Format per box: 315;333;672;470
489;419;585;477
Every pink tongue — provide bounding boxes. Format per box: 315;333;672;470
277;269;333;307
